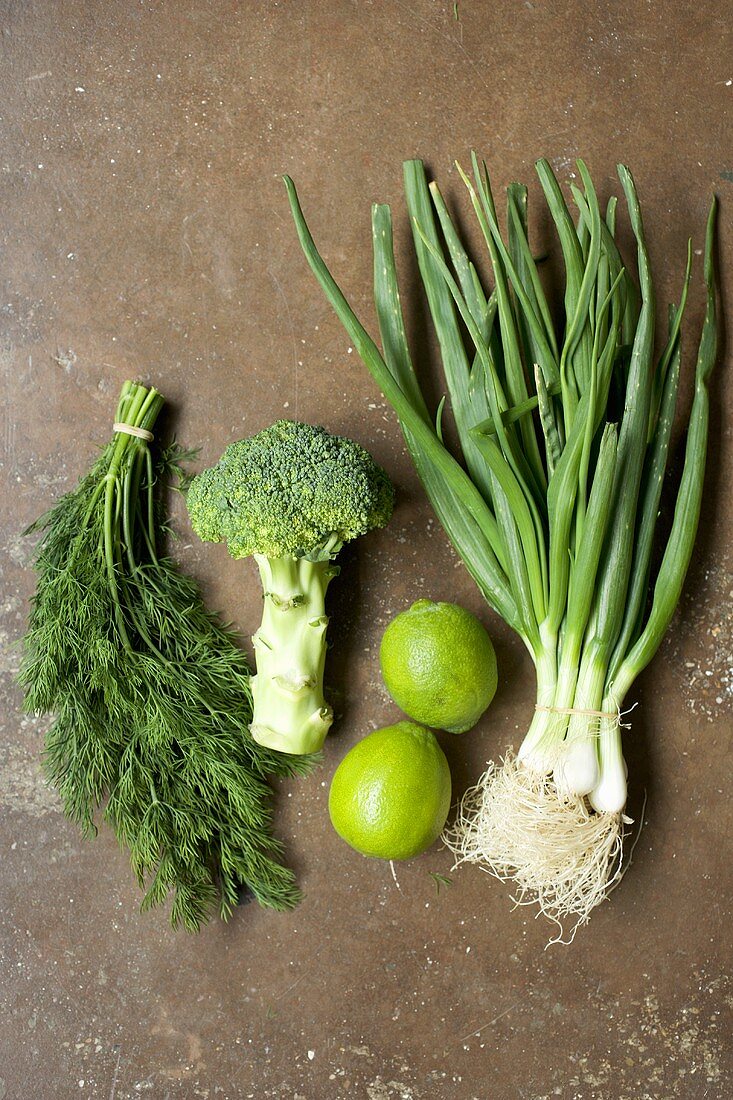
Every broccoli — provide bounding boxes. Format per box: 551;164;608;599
186;420;394;754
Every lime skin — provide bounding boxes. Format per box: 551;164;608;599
328;721;452;860
379;599;497;734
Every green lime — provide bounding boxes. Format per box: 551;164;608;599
328;721;451;860
379;599;497;734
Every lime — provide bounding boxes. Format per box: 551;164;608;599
328;721;451;860
379;599;497;734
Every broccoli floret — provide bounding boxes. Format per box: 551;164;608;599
187;420;393;559
187;420;394;755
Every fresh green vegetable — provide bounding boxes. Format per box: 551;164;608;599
186;420;394;755
20;381;309;930
284;158;718;934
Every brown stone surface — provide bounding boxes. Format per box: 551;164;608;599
1;2;731;1097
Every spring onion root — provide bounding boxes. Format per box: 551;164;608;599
444;748;627;941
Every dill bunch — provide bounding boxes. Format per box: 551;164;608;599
20;380;309;931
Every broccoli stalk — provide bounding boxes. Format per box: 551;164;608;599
186;421;394;755
251;550;338;753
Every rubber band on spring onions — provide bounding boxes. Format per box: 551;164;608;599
285;157;719;937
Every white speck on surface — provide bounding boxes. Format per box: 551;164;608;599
671;553;733;720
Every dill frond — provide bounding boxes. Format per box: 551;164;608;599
19;381;309;930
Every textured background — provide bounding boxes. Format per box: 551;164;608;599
1;1;731;1097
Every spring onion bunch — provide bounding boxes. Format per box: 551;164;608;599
285;157;718;933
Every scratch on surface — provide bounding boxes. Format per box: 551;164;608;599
26;71;52;82
459;1002;519;1042
274;945;325;1001
390;0;490;95
109;1048;122;1100
180;208;206;263
2;400;16;472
